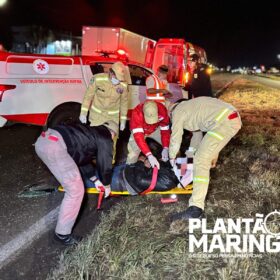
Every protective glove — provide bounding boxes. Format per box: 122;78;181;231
161;147;169;162
120;120;126;131
90;176;111;198
95;184;111;198
103;185;111;198
147;154;160;169
79;115;87;124
169;158;175;167
185;147;196;158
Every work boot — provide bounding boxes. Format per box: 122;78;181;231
54;232;82;246
171;206;203;221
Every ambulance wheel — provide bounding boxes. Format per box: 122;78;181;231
47;103;81;128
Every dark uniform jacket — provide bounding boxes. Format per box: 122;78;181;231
54;124;113;185
185;64;212;98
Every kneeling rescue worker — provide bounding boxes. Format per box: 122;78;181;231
35;121;118;245
169;97;242;220
126;101;171;169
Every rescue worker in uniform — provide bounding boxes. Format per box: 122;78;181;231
126;101;170;169
79;61;129;131
184;54;213;158
169;97;242;219
146;64;173;104
35;121;118;245
184;53;212;99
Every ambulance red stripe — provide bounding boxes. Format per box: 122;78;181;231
2;113;49;126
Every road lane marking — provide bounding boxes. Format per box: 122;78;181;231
0;206;59;269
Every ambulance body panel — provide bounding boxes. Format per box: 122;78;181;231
0;52;155;127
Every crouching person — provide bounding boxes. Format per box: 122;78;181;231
126;101;171;169
169;97;242;220
35;121;118;245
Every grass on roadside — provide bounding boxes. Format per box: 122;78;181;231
48;78;280;280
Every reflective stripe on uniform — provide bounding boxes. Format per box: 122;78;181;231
95;76;109;82
160;125;169;130
132;128;144;134
108;109;120;115
215;108;230;122
121;116;127;120
92;105;102;113
152;75;160;89
146;96;165;100
81;107;88;112
92;105;119;115
207;131;224;140
193;176;209;184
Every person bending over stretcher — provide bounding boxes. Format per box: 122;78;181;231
169;97;242;220
35;121;118;245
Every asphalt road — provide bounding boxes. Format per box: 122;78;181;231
0;124;62;248
245;75;280;89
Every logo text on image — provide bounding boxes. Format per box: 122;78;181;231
188;211;280;255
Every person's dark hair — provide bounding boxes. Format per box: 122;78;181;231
190;53;199;62
158;65;168;73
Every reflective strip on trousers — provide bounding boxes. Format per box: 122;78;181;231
193;176;209;184
215;108;230;122
207;131;224;140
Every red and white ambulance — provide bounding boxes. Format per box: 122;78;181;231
0;51;159;127
0;27;208;128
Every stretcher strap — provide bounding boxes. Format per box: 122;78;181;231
97;186;105;210
140;167;158;195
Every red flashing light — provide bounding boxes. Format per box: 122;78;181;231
184;72;189;84
117;49;126;56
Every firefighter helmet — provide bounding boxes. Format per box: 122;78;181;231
111;62;125;81
143;101;158;124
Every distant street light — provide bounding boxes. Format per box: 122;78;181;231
0;0;7;7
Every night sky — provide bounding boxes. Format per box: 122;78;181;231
0;0;279;67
